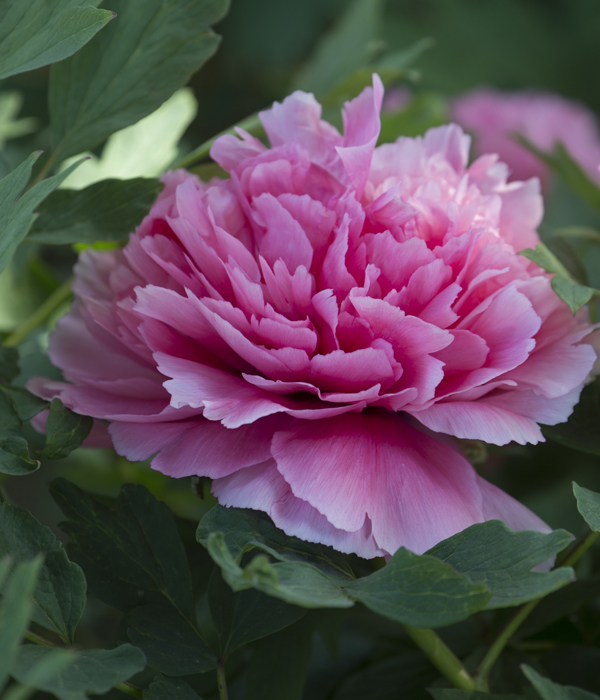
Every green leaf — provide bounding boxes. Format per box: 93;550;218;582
199;506;490;626
344;546;491;628
144;675;203;700
11;644;146;700
0;501;86;643
0;386;48;422
426;521;575;608
127;604;216;676
208;568;305;656
519;242;596;314
2;649;75;700
0;344;19;383
246;617;313;700
41;399;93;460
0;152;84;273
379;92;448;142
51;479;196;619
522;664;600;700
572;482;600;532
49;0;230;161
0;1;114;81
429;692;522;700
544;380;600;455
28;178;162;245
292;0;384;96
0;437;40;476
0;556;42;692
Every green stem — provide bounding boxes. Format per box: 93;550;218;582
29;150;59;189
172;113;263;169
475;528;600;688
402;624;477;691
4;276;73;347
216;661;229;700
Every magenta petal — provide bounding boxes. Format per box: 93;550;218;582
271;411;484;555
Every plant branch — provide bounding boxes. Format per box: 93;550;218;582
4;276;73;347
402;624;478;691
217;661;229;700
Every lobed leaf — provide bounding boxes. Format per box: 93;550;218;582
426;520;575;608
0;501;86;643
572;482;600;532
522;664;600;700
49;0;230;160
41;399;93;460
1;648;74;700
0;1;114;81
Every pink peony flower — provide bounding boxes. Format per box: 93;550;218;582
451;88;600;187
29;76;597;558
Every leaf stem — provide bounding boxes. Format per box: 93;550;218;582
402;624;477;691
475;528;599;687
172;113;263;169
217;661;229;700
4;275;73;347
29;150;59;189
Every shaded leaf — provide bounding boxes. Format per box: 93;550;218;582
429;692;522;700
12;644;146;700
41;399;93;460
246;617;313;700
51;479;195;620
144;675;203;700
49;0;230;160
0;344;19;383
572;482;600;532
0;501;86;643
0;386;48;422
522;664;600;700
379;92;448;142
28;178;162;245
0;152;83;273
208;568;305;656
0;557;42;692
127;604;216;676
0;1;114;81
0;437;39;476
426;521;574;608
3;649;75;700
544;380;600;455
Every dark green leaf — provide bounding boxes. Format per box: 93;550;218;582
2;648;74;700
572;482;600;532
345;546;491;628
49;0;230;160
292;0;384;96
0;557;42;692
426;521;574;608
144;675;203;700
544;380;600;455
0;437;40;476
41;399;93;460
246;617;313;700
0;386;48;422
208;568;305;656
12;644;146;700
0;501;86;643
28;178;163;245
429;692;522;700
127;604;216;676
0;1;114;81
522;664;600;700
379;92;448;142
519;243;596;314
0;344;19;383
0;152;83;273
51;479;196;619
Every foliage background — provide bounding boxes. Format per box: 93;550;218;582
2;0;600;699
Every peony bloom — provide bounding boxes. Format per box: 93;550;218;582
451;88;600;187
29;75;597;558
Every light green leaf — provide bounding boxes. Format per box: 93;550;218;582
0;1;114;81
51;479;196;620
144;675;203;700
11;645;146;700
49;0;229;161
41;399;93;460
426;521;575;608
57;89;197;189
0;556;42;692
519;242;597;314
522;664;600;700
292;0;384;96
0;92;37;149
0;501;87;643
127;604;216;676
572;482;600;532
0;152;83;273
